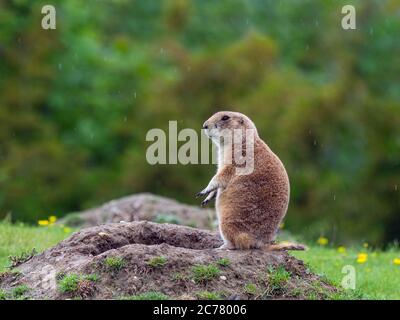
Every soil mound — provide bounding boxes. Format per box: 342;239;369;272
0;221;337;300
60;193;215;230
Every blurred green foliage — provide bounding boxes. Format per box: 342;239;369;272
0;0;399;245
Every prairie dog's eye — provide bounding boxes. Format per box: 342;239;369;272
221;115;230;121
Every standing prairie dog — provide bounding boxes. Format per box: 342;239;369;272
197;111;306;251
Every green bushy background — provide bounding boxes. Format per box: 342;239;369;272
0;0;399;245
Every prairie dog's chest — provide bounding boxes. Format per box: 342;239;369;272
216;147;224;173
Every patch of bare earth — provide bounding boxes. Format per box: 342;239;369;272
0;222;337;300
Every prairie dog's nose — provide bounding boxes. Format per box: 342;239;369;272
203;122;208;129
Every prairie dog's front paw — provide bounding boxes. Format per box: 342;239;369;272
196;187;214;198
201;199;208;206
195;189;209;198
196;177;219;198
201;190;217;206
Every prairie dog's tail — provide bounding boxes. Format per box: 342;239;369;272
230;233;307;251
264;242;308;251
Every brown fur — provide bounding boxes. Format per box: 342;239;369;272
198;111;305;251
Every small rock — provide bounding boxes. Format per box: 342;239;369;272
220;276;227;281
98;232;109;237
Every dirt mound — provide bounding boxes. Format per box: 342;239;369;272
60;193;215;230
0;222;337;300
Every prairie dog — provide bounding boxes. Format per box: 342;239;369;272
197;111;305;251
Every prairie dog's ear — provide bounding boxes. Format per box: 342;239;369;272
240;118;244;124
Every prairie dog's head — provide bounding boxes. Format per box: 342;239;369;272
202;111;258;146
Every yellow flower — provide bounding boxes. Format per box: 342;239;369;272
393;258;400;266
363;242;369;248
317;236;328;246
337;246;346;254
49;216;57;224
63;227;72;233
38;220;49;226
357;253;368;264
279;223;285;229
357;257;367;264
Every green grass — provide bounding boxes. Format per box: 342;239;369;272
0;289;7;300
191;264;221;283
12;284;30;298
58;273;80;293
57;273;99;294
147;256;168;268
196;291;222;300
267;265;291;289
172;272;188;281
293;245;400;299
0;222;72;272
0;285;31;300
84;274;100;282
244;283;258;295
7;249;38;269
104;257;125;271
216;258;231;267
121;291;169;300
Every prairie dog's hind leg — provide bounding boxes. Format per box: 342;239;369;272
216;241;236;250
